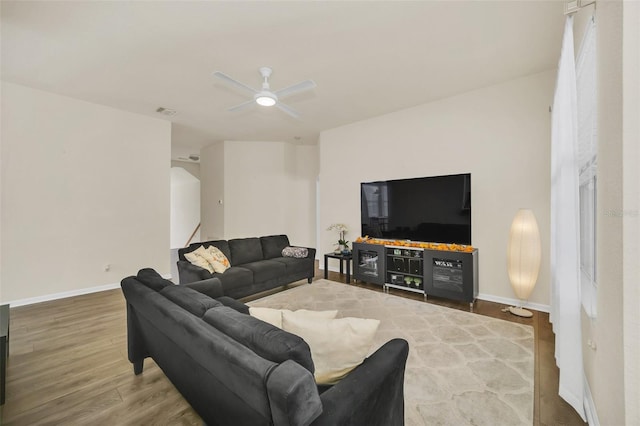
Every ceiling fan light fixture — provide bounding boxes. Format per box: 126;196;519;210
255;92;277;107
214;67;311;118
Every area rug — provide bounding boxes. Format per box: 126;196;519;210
248;279;534;426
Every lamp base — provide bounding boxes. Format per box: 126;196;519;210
508;306;533;318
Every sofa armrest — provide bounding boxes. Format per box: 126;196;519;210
312;338;409;426
303;247;316;260
266;360;323;426
177;260;212;284
184;277;224;299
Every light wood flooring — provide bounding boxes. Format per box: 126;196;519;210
0;265;586;425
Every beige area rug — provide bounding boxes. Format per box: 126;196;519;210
248;279;534;426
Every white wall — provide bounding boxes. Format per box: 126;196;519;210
171;160;200;180
284;144;318;247
0;82;171;304
170;167;200;248
200;141;225;241
0;82;3;304
319;71;554;307
622;2;640;422
200;140;317;247
580;1;638;424
223;141;288;239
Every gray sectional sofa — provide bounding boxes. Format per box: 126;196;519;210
121;269;409;426
177;234;315;299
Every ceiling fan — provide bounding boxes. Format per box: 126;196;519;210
212;67;316;119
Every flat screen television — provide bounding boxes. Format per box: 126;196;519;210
361;173;471;245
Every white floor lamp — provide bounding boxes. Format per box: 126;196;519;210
507;209;541;318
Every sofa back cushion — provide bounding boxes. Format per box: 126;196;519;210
136;268;172;291
260;235;291;260
160;285;222;317
203;306;315;374
217;296;250;314
229;237;264;265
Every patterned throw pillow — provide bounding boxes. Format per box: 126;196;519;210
184;246;214;273
184;245;231;274
205;245;231;273
282;246;308;258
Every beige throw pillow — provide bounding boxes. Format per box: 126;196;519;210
204;246;230;273
249;307;338;329
184;245;230;274
184;246;214;273
282;312;380;385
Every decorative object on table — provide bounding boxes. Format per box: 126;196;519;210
327;223;350;254
506;209;541;318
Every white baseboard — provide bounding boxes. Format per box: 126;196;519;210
6;273;173;307
477;293;550;313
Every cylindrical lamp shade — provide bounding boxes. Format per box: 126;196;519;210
507;209;541;301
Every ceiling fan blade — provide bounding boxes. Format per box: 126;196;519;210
212;71;258;95
274;80;316;99
275;102;300;119
228;99;255;112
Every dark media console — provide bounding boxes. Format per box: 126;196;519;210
353;242;478;308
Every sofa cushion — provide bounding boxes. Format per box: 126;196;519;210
136;268;172;291
203;307;315;374
160;285;222;317
282;312;380;385
229;237;264;265
215;267;254;294
240;260;286;284
271;257;314;275
260;235;291;259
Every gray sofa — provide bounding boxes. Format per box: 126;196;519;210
121;269;409;426
177;235;315;299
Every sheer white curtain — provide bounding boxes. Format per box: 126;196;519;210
550;15;586;420
577;17;598;318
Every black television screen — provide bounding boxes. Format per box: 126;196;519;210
361;173;471;245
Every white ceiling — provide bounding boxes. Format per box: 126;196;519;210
1;1;565;159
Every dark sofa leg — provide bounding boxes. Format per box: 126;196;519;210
133;360;144;375
307;278;312;284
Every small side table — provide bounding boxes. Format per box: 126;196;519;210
324;252;353;284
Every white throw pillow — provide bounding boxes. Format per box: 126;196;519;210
282;312;380;385
249;307;338;329
184;245;231;274
184;246;214;273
